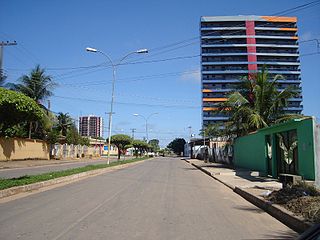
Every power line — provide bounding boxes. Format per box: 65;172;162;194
52;95;200;109
0;40;18;79
0;31;39;64
3;1;319;83
128;1;320;61
60;68;199;86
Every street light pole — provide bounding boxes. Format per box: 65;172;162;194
86;47;148;164
133;113;158;142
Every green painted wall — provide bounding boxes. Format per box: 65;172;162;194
234;117;316;180
233;132;267;173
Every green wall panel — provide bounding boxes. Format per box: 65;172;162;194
234;117;316;180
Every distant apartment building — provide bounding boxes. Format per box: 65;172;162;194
200;15;303;126
79;115;103;138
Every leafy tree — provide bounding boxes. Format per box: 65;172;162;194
0;73;7;88
158;148;171;157
79;137;90;146
148;139;160;152
66;126;81;145
56;112;73;136
47;129;60;144
8;65;56;138
132;139;149;157
8;65;56;104
200;123;225;139
167;138;186;155
217;67;300;137
110;134;132;160
0;88;44;137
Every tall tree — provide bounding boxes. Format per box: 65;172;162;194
167;138;186;156
111;134;132;160
0;88;44;137
9;65;56;105
0;73;7;88
8;65;56;138
56;112;74;136
200;123;227;139
132;139;149;157
217;68;300;136
148;139;160;152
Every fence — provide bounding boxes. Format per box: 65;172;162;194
234;117;316;181
186;138;233;164
0;138;50;161
0;137;105;161
51;143;102;159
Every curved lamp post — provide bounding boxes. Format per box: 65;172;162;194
133;113;158;142
86;47;148;164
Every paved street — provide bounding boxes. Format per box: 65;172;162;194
0;157;298;240
0;157;122;179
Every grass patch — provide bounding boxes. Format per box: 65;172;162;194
0;156;151;190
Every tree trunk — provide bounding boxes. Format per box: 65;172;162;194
28;122;32;139
117;149;121;161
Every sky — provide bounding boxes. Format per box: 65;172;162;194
1;0;319;147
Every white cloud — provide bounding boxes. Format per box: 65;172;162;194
300;31;313;41
180;69;201;83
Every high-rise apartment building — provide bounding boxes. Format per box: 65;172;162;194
79;115;103;138
200;16;303;126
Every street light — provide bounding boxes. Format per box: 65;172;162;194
133;113;158;142
86;47;148;164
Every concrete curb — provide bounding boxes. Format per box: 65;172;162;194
0;160;148;199
234;187;312;233
190;162;235;190
185;159;313;233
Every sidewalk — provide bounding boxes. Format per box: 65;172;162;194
185;158;312;233
0;156;117;169
187;159;282;191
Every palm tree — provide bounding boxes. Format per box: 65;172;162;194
56;112;74;137
9;65;55;105
217;67;300;136
8;65;56;138
0;73;7;87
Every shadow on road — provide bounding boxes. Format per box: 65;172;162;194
182;167;199;171
233;205;265;214
244;229;299;239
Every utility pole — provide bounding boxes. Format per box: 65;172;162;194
0;41;17;80
187;126;192;141
187;126;193;158
130;128;136;139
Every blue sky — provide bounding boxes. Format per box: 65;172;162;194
1;0;319;147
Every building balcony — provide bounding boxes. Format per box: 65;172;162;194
202;79;241;83
202;70;301;74
201;27;246;31
203;116;229;121
203;89;233;93
202;61;300;66
277;79;301;83
283;107;303;111
201;35;299;40
288;97;303;102
201;44;298;48
202;52;299;57
203;97;228;102
254;27;297;32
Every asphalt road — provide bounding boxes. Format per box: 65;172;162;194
0;157;298;240
0;158;121;179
